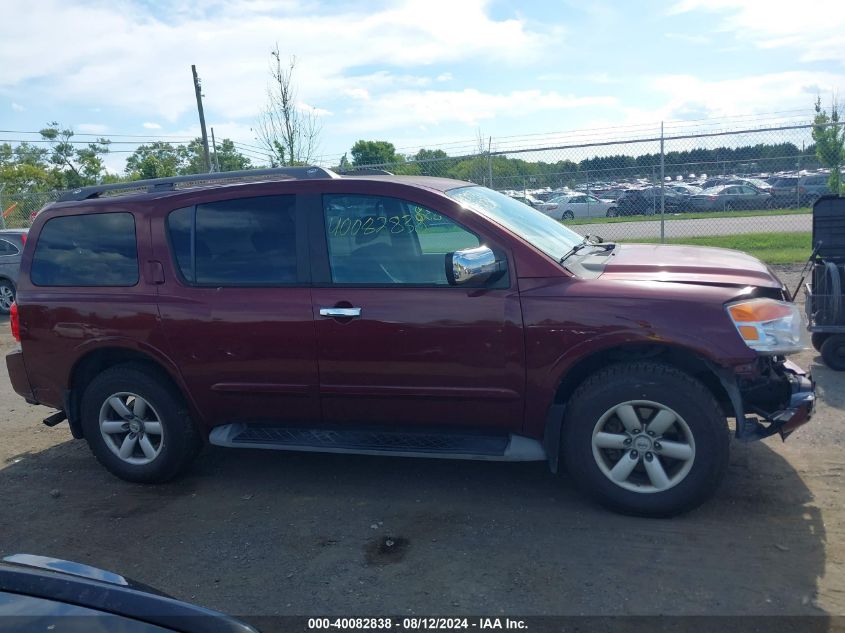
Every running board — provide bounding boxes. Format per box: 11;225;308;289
208;424;546;462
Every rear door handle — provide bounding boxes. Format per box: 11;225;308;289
319;307;362;318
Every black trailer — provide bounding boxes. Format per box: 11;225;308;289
803;195;845;370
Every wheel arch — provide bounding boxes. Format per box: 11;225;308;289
543;343;733;472
66;345;197;439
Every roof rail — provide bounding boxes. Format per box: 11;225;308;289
58;166;340;202
338;168;394;176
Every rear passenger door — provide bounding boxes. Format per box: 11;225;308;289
153;194;320;429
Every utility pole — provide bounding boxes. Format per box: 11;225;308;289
660;121;666;243
210;127;220;172
191;64;212;173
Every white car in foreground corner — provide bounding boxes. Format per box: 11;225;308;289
544;194;618;220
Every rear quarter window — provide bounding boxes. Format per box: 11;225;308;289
31;213;139;287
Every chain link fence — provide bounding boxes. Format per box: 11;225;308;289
0;189;61;229
345;121;844;244
4;121;843;248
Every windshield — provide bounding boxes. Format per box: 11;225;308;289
446;186;582;260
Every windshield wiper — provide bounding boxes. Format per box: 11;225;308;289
559;235;615;265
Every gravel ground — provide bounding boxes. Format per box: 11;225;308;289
0;263;842;624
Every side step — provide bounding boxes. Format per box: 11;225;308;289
208;423;546;462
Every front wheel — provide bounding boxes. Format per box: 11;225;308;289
561;362;729;517
81;363;202;483
606;207;618;218
562;210;575;220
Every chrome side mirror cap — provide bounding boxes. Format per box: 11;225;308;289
446;246;505;286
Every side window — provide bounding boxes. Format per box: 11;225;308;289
166;195;298;286
0;239;19;256
31;213;138;287
323;195;479;285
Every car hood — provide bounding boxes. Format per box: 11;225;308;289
600;243;783;289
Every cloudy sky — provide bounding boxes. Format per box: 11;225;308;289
2;0;844;172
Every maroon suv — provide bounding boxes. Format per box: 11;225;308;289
6;168;815;516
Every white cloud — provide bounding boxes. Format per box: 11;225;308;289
664;32;710;45
651;71;845;121
0;0;554;122
436;72;453;82
11;102;24;112
142;122;162;129
334;88;618;132
669;0;845;65
344;88;370;101
77;123;108;134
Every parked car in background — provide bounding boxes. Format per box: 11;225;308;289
615;187;686;216
546;193;617;219
797;174;833;206
0;229;27;314
724;177;772;192
769;176;801;207
507;192;558;213
690;184;774;211
668;184;702;196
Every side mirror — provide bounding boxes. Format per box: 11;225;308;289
445;246;505;286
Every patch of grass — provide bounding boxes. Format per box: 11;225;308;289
627;232;812;265
564;207;811;225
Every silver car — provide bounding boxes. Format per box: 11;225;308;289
689;184;773;211
0;229;27;314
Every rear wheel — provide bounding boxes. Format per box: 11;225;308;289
0;280;15;315
606;207;617;218
81;363;202;483
821;335;845;371
561;362;729;517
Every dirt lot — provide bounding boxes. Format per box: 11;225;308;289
0;265;843;622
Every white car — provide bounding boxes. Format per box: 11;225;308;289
545;194;617;220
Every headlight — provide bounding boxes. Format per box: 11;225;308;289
726;298;806;354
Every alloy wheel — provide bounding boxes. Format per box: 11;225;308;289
591;400;695;493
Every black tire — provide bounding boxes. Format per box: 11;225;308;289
81;363;202;483
0;279;15;315
811;333;830;353
561;362;729;517
562;210;574;220
606;207;617;218
821;334;845;371
725;202;736;212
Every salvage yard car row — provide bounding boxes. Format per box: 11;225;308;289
504;168;841;218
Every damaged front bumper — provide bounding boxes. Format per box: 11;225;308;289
717;358;815;442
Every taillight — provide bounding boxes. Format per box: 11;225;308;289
10;302;20;342
20;234;26;246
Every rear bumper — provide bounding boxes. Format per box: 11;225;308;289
5;349;36;404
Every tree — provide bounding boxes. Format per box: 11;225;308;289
0;142;51;194
39;122;110;189
255;46;321;166
125;138;253;180
812;96;844;195
350;140;399;166
201;138;253;173
125;142;184;179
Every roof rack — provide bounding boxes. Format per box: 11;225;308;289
337;168;394;176
58;166;340;202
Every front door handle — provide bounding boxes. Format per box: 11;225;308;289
319;307;362;318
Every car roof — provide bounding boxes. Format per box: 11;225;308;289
45;174;474;212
